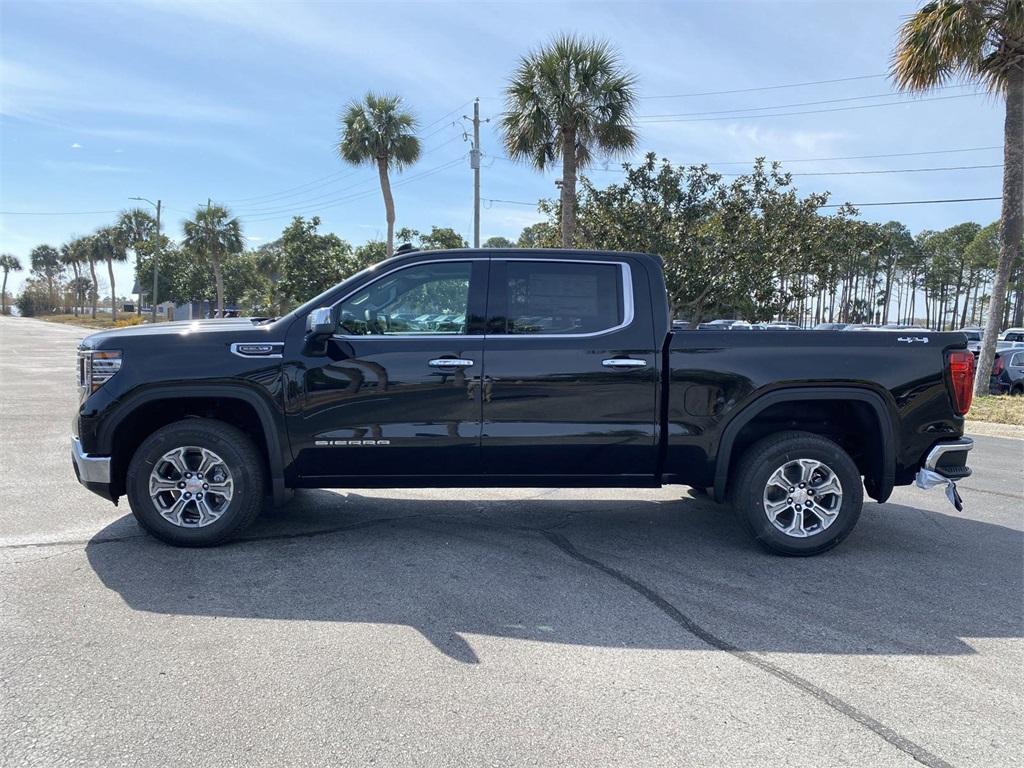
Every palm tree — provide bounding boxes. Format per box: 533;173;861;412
117;208;157;314
182;203;243;316
0;254;22;314
90;227;124;321
502;35;638;247
59;239;88;315
29;244;62;311
83;235;100;318
892;0;1024;396
337;93;420;258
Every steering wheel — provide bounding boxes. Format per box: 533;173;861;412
364;309;388;334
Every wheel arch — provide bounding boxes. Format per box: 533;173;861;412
99;385;289;505
712;386;896;504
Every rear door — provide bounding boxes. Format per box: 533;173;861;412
480;256;659;479
287;258;488;481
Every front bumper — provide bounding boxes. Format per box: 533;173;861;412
72;436;117;502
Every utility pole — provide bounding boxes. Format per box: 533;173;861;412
152;200;161;324
470;98;481;248
129;196;162;323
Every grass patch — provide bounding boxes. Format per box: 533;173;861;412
37;313;151;330
968;395;1024;426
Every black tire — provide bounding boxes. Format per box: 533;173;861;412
731;431;863;556
126;418;266;547
1010;383;1023;397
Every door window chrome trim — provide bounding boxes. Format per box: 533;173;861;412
323;256;635;341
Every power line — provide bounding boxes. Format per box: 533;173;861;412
483;195;1001;210
483;198;537;207
638;73;888;100
636;84;973;120
638;92;986;123
243;156;467;222
820;196;999;208
724;163;1002;178
420;100;473;131
223;124;465;210
582;145;1003;171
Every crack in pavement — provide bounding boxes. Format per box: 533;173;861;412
540;530;956;768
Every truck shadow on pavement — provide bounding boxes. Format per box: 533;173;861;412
86;490;1024;664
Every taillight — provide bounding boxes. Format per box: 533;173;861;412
947;350;975;415
992;356;1005;376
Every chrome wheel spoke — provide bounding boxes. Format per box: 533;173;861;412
160;493;190;526
149;477;179;494
764;498;790;520
813;477;842;496
164;447;189;477
766;467;791;492
197;449;219;477
786;507;806;537
206;481;233;500
194;497;219;526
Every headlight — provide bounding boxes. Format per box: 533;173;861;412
78;350;122;393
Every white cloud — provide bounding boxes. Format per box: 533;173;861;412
70;142;82;149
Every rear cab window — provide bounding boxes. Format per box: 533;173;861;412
487;260;628;336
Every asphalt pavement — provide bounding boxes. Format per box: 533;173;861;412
1;314;1022;768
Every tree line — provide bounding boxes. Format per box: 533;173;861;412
6;155;1018;332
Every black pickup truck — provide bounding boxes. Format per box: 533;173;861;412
72;248;976;555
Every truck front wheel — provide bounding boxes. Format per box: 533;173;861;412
731;431;863;556
125;418;266;547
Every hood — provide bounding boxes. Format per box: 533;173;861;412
80;318;273;348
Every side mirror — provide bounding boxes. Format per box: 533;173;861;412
306;307;335;337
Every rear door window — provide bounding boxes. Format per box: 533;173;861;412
489;260;626;336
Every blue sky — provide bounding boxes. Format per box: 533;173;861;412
0;0;1004;295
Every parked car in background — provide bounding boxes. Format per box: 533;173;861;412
1000;328;1024;343
697;319;743;330
671;320;692;330
957;327;983;356
766;322;802;331
814;322;847;330
990;349;1024;395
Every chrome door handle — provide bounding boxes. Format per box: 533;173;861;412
429;358;474;368
602;358;647;368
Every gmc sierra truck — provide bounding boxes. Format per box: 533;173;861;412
71;248;976;555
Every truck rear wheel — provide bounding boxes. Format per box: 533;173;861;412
126;418;265;547
731;431;863;556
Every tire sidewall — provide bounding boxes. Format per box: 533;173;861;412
126;421;263;546
738;437;863;556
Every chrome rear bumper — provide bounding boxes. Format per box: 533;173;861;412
72;436;111;485
924;436;973;479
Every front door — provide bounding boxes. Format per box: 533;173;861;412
480;257;660;479
288;259;488;482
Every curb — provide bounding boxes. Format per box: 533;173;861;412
965;420;1024;440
